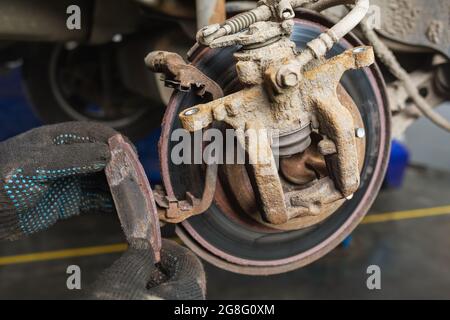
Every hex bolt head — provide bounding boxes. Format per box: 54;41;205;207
355;127;366;138
282;73;299;87
277;64;301;88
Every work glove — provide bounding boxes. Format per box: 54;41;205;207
0;122;207;300
89;239;206;300
0;121;118;241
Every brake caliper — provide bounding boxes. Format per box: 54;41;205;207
147;0;374;228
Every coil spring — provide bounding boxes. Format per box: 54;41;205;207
224;11;259;34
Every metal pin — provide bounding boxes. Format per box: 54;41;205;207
355;128;366;138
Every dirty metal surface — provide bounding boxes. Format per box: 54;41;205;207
179;45;373;224
105;134;162;263
158;14;391;274
389;70;446;139
155;163;219;224
223;85;367;231
302;46;374;197
372;0;450;59
165;0;372;226
145;51;223;100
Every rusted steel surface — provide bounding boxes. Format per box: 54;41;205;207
105;134;162;263
179;45;373;224
371;0;450;59
389;70;446;139
221;84;366;231
302;46;374;197
167;0;374;226
155;163;219;224
280;139;327;185
157;13;391;274
145;51;223;100
244;121;289;225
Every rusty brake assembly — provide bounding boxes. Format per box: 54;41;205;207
146;0;374;230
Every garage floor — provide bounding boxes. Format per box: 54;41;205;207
1;166;450;300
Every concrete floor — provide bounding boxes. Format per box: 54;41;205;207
1;166;450;300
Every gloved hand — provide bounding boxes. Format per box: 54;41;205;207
0;121;119;241
0;122;207;300
89;239;206;300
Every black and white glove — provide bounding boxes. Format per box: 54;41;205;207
0;122;206;300
90;239;206;300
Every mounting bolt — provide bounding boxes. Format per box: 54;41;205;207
355;128;366;139
281;73;299;87
277;64;301;88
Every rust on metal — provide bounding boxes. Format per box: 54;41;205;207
105;134;162;263
159;14;391;275
159;0;375;226
280;139;327;185
244;121;289;225
177;45;374;225
155;163;219;224
145;51;223;100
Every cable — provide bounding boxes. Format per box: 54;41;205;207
359;18;450;133
294;0;369;66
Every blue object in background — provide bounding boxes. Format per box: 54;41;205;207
341;140;410;247
135;128;162;183
0;67;162;183
384;140;410;189
0;68;41;141
341;235;353;249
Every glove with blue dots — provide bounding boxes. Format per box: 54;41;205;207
0;122;124;241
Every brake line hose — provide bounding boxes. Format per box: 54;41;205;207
276;0;369;85
294;0;369;66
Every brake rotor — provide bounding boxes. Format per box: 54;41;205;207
160;14;390;275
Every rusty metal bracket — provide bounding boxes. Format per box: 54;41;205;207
302;47;374;196
105;134;162;263
145;51;224;100
154;163;219;224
